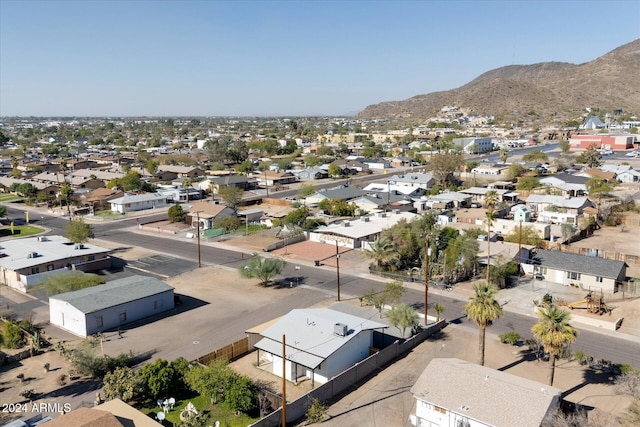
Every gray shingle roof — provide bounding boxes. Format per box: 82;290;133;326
50;275;174;314
411;358;561;427
534;249;626;279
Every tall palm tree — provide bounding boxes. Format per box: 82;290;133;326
484;190;499;283
463;282;503;366
531;305;577;386
363;237;397;270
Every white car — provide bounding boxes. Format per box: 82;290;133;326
626;151;639;157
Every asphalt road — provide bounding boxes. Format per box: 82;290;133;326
3;205;640;367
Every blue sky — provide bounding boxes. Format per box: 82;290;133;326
1;0;638;117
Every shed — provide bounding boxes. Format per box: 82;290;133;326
49;275;174;337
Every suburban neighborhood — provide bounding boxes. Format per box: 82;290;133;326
1;110;639;427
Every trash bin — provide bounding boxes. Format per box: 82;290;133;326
315;260;321;266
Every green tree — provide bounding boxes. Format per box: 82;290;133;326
559;140;570;153
585;177;613;213
283;206;309;227
386;304;419;338
463;282;504;366
239;255;286;286
304;154;321;167
103;367;144;402
139;358;187;400
60;182;74;217
522;150;549;163
218;185;244;210
213;216;241;232
516;176;541;191
225;375;258;413
0;205;6;218
430;151;463;186
66;218;94;244
185;359;238;404
531;305;577;386
236;160;254;175
327;163;341;178
504;225;544;247
484;191;498;283
167;204;186;223
363;237;398;270
499;148;509;163
506;163;523;180
576;144;602;168
297;184;316;199
36;271;105;296
144;160;159;175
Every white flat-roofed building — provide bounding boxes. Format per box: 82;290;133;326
0;235;111;292
253;308;387;386
109;192;169;213
309;211;417;248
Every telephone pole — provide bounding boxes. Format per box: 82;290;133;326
424;236;431;326
336;241;341;302
196;211;202;268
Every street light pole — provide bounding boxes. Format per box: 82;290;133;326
336;241;341;302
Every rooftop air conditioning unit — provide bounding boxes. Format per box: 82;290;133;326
75;244;85;250
344;221;350;227
27;252;38;259
334;323;348;336
363;217;370;222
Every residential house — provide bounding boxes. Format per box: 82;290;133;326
156;165;205;179
573;168;616;182
492;218;550;241
186;200;235;230
410;358;561;427
615;168;640;183
67;169;125;186
512;205;532;222
254;171;298;188
360;158;390;170
522;249;627;293
80;187;125;212
49;275;174;338
157;184;202;203
539;173;588;197
292;167;329;180
109;193;169;214
305;187;366;206
362;182;426;198
0;177;58;199
253;308;387;386
458;187;518;205
525;195;594;225
43;399;163;427
0;235;111;292
388;172;434;191
413;192;472;211
309;211;417;248
351;193;414;213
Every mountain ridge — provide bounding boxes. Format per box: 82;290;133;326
357;39;640;123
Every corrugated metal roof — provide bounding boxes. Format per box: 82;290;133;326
50;275;173;314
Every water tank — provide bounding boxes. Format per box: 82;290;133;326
334;323;348;336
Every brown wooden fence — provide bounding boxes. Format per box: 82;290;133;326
194;337;249;366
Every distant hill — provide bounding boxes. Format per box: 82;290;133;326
357;39;640;123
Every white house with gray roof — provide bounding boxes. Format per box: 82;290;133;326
411;358;561;427
49;275;174;337
254;308;387;385
0;235;111;292
522;249;627;293
109;192;169;213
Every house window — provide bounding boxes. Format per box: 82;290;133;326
434;405;446;414
31;267;40;274
95;316;103;328
567;272;581;280
47;264;54;271
119;312;127;323
596;276;603;283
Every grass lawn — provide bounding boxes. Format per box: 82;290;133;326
0;225;45;238
94;210;121;219
0;194;22;202
139;394;259;427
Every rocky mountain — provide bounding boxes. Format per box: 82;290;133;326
357;39;640;124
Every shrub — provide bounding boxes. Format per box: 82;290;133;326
499;332;520;345
573;351;587;365
2;321;25;349
305;397;328;424
542;293;553;305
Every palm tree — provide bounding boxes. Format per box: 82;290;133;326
183;178;192;203
484;190;499;283
363;237;397;271
463;282;503;366
531;305;577;386
434;303;445;322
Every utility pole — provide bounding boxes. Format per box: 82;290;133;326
518;221;522;266
196;211;202;268
264;170;269;198
282;334;286;427
336;241;341;302
424;236;430;326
